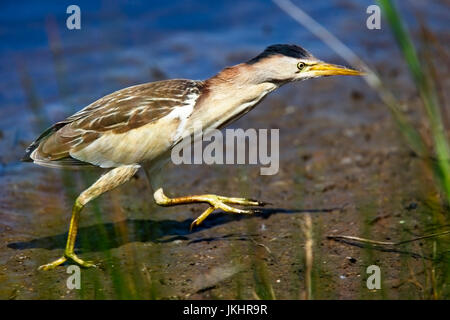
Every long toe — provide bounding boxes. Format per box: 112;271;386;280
65;253;97;268
215;202;254;214
217;196;269;207
38;256;67;271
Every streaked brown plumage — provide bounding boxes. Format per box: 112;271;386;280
23;44;363;270
23;79;204;168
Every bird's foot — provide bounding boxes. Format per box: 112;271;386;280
190;195;267;230
38;252;96;270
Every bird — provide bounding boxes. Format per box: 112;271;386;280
22;44;363;270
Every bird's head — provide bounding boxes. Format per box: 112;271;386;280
246;44;363;84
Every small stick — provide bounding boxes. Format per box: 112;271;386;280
327;230;450;246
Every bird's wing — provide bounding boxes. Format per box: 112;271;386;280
24;79;204;168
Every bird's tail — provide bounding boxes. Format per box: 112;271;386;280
21;123;66;162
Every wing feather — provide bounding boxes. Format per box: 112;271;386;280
24;79;203;168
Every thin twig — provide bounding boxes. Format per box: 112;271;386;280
301;214;313;300
327;230;450;246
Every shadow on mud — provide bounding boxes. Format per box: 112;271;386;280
8;206;341;253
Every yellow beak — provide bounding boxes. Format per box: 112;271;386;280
309;62;364;76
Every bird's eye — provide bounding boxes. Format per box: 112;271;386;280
297;62;306;70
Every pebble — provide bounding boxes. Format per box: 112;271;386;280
346;256;357;263
340;157;352;165
405;202;418;210
284;105;296;115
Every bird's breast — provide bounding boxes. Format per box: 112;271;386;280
186;82;278;133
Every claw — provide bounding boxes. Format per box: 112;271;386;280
235;198;270;207
190;206;215;231
38;256;67;270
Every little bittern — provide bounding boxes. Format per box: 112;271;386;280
23;44;363;270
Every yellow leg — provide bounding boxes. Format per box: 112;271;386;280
38;200;95;270
38;165;140;271
153;188;267;230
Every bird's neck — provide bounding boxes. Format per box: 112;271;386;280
191;64;279;130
